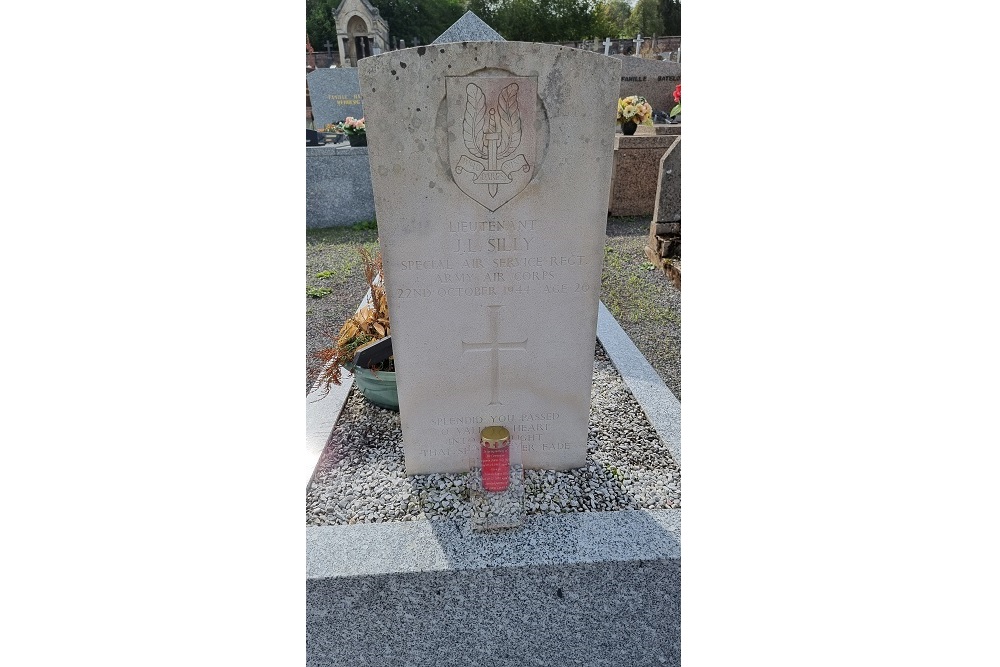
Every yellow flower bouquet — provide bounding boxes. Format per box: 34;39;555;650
617;95;654;128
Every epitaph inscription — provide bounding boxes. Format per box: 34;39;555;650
448;76;537;211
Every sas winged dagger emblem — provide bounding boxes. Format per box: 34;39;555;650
447;77;537;211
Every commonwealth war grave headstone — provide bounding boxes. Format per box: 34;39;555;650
306;68;364;129
359;42;621;474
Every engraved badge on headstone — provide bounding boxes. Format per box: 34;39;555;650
447;76;537;211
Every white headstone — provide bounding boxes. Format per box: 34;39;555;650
603;37;612;56
359;43;621;474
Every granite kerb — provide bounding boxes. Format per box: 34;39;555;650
307;507;679;579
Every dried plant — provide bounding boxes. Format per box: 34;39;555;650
315;246;392;390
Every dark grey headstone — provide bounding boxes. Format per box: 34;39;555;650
613;55;681;116
652;138;681;224
351;336;393;367
431;10;505;44
306;69;364;129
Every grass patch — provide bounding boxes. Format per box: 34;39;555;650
307;286;333;298
602;242;680;329
307;223;380;288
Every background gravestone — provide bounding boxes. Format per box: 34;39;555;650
645;137;681;287
359;42;621;474
432;10;505;43
612;55;681;115
307;69;364;129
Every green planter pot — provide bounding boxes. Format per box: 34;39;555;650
346;364;398;411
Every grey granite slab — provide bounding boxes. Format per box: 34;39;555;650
431;10;505;43
306;68;364;130
308;509;680;578
614;55;681;116
305;145;376;228
307;509;680;667
652;138;681;223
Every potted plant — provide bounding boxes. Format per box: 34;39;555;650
616;95;654;135
338;116;367;147
314;246;397;410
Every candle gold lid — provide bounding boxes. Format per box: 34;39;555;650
480;426;510;448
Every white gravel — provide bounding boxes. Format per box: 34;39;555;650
306;343;681;526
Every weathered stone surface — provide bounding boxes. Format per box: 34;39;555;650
613;55;681;115
306;68;364;129
655;222;681;235
359;42;620;473
652;137;681;223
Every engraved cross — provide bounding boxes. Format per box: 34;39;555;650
461;305;527;406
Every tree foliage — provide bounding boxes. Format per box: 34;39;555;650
306;0;339;53
306;0;679;54
625;0;664;38
469;0;603;41
370;0;466;45
659;0;681;35
594;0;633;38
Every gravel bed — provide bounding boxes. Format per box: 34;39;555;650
306;343;681;526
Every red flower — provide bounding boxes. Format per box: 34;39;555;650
673;84;681;103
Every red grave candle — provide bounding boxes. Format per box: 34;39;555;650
480;426;511;492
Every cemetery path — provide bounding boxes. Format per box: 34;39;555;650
306;216;680;400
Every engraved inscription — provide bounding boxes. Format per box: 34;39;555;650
389;218;594;299
447;76;538;212
425;411;572;457
461;304;527;406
